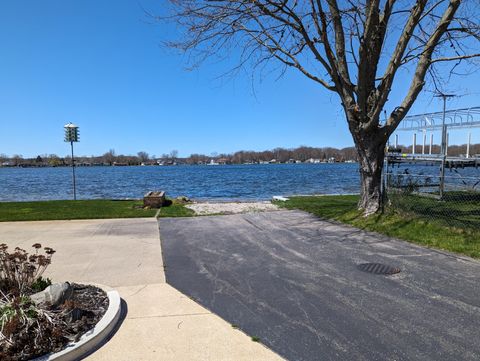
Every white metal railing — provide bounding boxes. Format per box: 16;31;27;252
394;107;480;131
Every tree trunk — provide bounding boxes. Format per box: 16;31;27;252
355;135;387;216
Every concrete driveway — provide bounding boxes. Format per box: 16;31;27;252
159;210;480;361
0;218;165;286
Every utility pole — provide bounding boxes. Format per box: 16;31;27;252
434;93;455;199
64;123;80;200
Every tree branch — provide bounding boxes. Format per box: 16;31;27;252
369;0;428;129
431;53;480;63
387;0;462;133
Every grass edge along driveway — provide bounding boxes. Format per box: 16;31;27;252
277;195;480;259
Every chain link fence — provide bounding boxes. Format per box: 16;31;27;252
384;164;480;231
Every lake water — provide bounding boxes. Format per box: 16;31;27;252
0;164;360;202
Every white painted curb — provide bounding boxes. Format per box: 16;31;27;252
33;286;122;361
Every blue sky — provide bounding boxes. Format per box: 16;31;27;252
0;1;479;158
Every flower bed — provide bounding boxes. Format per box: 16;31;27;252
0;244;109;360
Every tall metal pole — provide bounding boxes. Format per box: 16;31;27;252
436;93;455;199
439;97;447;198
70;141;77;200
64;123;80;201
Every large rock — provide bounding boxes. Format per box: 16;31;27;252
31;282;73;307
175;195;191;204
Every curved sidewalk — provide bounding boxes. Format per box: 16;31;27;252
0;218;283;361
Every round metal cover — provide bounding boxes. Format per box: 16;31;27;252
358;263;401;275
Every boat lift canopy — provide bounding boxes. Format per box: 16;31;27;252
391;107;480;131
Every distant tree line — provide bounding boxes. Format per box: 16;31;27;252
1;143;480;167
205;146;359;164
0;149;173;167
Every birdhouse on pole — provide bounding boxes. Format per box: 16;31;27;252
64;123;80;143
64;122;80;200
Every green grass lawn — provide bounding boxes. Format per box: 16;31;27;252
391;192;480;230
0;200;157;221
277;195;480;259
157;202;195;217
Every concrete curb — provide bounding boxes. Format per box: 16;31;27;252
33;286;122;361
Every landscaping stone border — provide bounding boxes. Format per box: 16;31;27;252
33;285;122;361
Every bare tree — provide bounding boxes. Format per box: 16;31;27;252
11;154;23;166
103;149;116;166
137;151;150;163
163;0;479;215
170;149;179;160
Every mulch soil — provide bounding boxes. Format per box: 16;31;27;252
0;283;109;361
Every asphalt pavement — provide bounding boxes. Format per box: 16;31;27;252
159;210;480;361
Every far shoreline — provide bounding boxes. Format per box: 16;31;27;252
0;161;358;169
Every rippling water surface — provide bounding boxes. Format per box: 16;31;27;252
0;163;360;201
